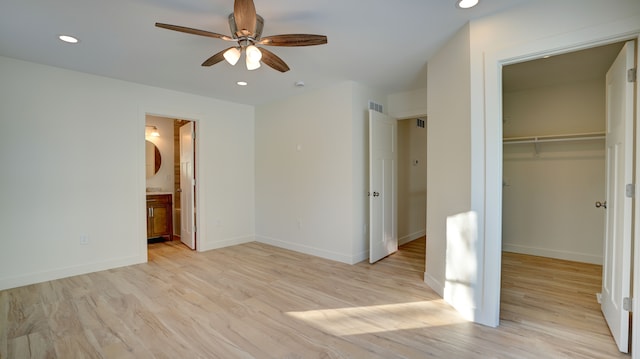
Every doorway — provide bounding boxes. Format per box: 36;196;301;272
397;118;427;247
145;114;197;252
501;43;623;263
370;113;427;265
500;41;628;352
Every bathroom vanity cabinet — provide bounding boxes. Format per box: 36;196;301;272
146;193;173;241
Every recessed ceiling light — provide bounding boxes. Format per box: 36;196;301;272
237;81;248;86
456;0;479;9
58;35;79;44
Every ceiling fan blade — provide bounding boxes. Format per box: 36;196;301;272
258;34;328;47
233;0;257;36
156;23;233;41
202;47;233;67
259;48;290;73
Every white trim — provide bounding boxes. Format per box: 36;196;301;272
199;235;255;251
399;230;426;245
395;113;428;122
632;33;640;359
502;245;602;265
424;272;444;297
256;235;363;264
0;256;141;291
138;113;149;263
351;250;369;264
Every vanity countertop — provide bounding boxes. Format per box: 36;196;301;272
146;191;173;196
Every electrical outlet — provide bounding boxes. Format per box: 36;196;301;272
80;234;89;245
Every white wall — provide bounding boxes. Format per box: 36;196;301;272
504;80;606;137
426;23;472;301
255;81;386;264
388;88;428;119
0;56;255;290
145;115;174;193
398;119;427;244
502;79;606;264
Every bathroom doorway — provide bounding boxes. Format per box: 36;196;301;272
145;115;197;251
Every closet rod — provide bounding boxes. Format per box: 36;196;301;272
503;132;605;145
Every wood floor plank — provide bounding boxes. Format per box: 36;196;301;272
0;238;629;358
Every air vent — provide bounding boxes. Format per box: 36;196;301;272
368;100;383;113
416;118;425;128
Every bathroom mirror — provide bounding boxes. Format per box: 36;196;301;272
145;140;161;178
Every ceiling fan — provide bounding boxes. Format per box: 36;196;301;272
155;0;327;73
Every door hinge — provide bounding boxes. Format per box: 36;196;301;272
193;224;197;233
629;68;637;83
623;297;633;312
626;184;635;198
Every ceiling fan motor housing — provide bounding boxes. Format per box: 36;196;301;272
229;13;264;40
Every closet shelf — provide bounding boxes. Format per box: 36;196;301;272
503;132;605;145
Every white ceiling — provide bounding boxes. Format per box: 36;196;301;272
0;0;527;106
503;42;625;92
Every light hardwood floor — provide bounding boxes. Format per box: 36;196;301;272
0;238;627;358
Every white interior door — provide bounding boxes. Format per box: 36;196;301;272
601;40;635;353
369;110;398;263
180;122;196;250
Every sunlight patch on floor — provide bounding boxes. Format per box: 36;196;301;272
286;300;467;336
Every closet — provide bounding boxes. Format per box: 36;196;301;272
501;42;624;265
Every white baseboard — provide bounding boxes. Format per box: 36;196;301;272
399;230;426;246
199;235;254;252
0;255;144;291
424;272;444;297
502;243;602;265
255;235;361;264
351;249;369;264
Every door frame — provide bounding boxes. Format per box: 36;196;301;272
394;113;428;252
500;41;633;351
396;116;428;247
141;111;200;259
482;23;639;351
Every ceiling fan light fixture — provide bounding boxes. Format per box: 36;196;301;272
246;56;261;70
223;47;241;65
456;0;479;9
146;126;160;137
155;0;327;73
245;45;262;63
